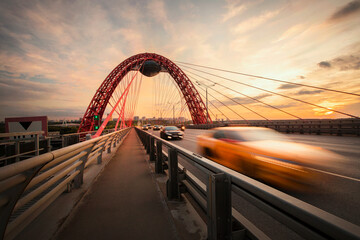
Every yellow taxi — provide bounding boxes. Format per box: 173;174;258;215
197;127;341;190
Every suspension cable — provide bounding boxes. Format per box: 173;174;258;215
176;61;360;97
182;65;360;119
195;83;233;122
185;69;301;119
186;71;270;121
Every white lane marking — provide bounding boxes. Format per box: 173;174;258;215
305;167;360;182
183;138;197;143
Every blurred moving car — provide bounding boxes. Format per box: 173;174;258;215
142;125;148;130
177;125;185;131
160;126;184;140
146;124;152;129
153;125;161;130
197;127;341;190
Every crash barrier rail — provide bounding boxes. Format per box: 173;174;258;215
0;132;49;167
135;127;360;240
186;118;360;136
0;128;131;240
48;129;114;149
0;130;116;167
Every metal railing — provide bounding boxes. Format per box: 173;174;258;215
0;128;131;240
135;127;360;240
0;131;48;166
47;129;115;149
186;118;360;136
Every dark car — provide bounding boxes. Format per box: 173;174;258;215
146;124;152;129
160;126;184;140
142;125;148;130
153;125;161;130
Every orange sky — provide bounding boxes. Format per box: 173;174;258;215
0;0;359;121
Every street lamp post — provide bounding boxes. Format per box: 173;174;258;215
196;81;216;124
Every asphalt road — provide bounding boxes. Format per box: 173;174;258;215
149;128;360;237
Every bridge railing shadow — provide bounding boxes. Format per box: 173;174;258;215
135;127;360;240
0;128;131;240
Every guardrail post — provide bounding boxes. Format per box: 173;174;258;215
35;134;40;156
97;142;106;164
112;134;116;148
167;148;179;200
117;132;121;143
155;140;163;173
46;138;51;152
74;148;93;188
14;140;20;162
150;137;155;162
106;136;113;154
207;173;232;240
146;135;151;154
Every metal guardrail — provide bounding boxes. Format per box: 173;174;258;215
135;127;360;240
48;129;114;149
0;131;47;165
186;118;360;136
0;128;131;240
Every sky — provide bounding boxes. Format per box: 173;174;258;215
0;0;359;121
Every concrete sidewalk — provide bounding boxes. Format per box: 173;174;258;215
55;129;180;240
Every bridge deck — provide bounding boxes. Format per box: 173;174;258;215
55;129;179;240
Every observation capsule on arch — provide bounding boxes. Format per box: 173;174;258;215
140;60;161;77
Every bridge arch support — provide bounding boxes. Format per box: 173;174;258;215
79;53;210;132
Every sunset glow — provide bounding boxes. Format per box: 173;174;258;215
0;0;359;121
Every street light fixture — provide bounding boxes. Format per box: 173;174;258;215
195;81;216;124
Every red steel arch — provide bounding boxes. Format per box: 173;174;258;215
79;53;210;132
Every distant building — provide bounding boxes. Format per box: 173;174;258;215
134;116;139;121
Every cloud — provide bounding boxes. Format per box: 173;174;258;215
274;24;305;42
232;9;280;34
318;61;332;68
147;0;174;33
332;55;360;70
295;90;323;95
318;51;360;71
214;93;272;106
222;1;247;22
278;84;301;89
329;0;360;22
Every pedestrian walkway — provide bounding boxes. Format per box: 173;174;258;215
55;129;179;240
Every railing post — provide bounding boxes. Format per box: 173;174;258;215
35;134;40;156
150;137;155;162
207;173;232;240
155;140;163;173
46;138;51;152
167;148;179;200
74;147;93;188
146;135;151;154
14;140;20;162
112;134;117;148
106;136;113;154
